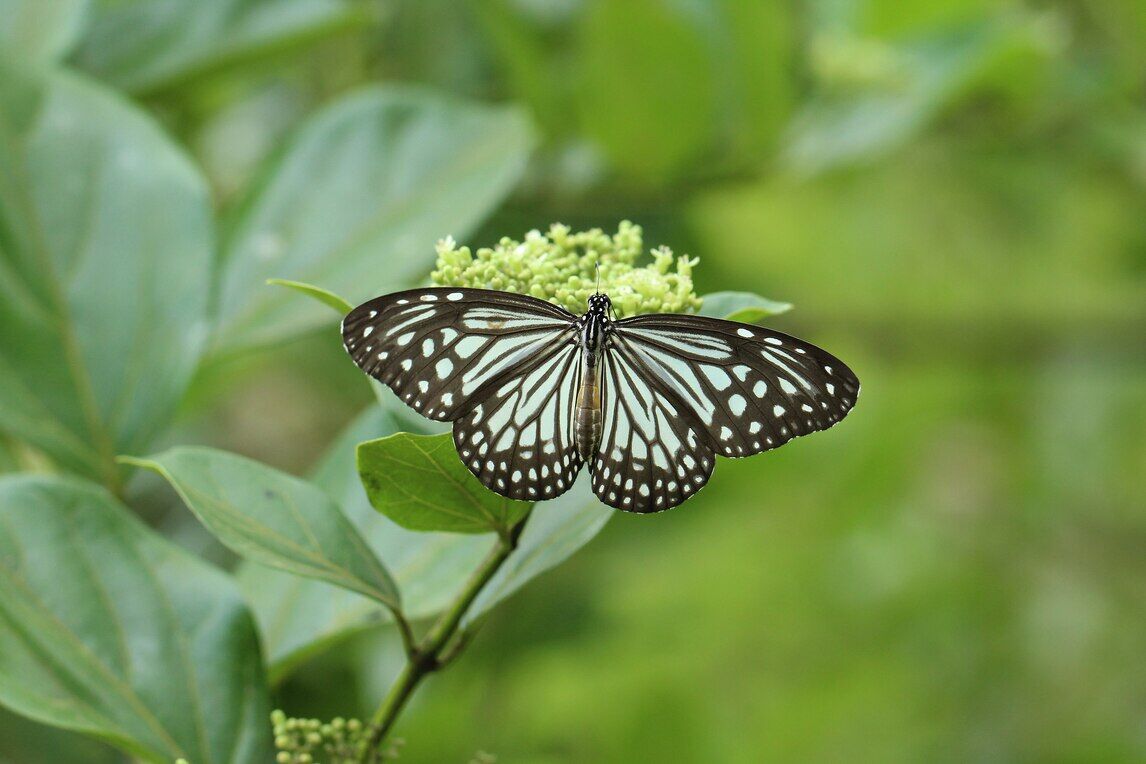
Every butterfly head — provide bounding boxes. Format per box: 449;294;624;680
587;292;612;316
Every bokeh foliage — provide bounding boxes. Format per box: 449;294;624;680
1;0;1145;762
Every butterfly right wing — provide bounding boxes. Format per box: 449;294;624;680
343;287;584;500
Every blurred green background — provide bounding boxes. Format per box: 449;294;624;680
3;0;1145;762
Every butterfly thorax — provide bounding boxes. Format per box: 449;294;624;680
575;294;611;459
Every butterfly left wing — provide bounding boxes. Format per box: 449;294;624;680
594;314;860;513
342;287;584;501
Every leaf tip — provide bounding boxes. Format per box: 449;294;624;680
267;278;354;315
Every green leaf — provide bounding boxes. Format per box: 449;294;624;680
0;0;89;63
122;447;400;610
214;86;534;352
358;433;531;535
465;478;612;626
0;60;212;486
238;406;491;680
0;475;272;763
266;278;353;315
71;0;367;95
698;291;793;323
243;402;614;677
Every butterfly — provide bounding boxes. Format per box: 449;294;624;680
342;287;859;513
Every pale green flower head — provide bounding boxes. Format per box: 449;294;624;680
431;221;702;317
271;710;375;764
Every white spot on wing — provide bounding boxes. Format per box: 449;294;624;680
454;336;484;358
702;366;732;391
728;394;747;416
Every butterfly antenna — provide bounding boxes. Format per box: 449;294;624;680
595;262;601;295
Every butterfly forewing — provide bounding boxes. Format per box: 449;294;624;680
342;288;577;421
594;345;716;512
609;314;860;461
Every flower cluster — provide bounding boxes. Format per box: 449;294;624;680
431;221;702;317
270;710;401;763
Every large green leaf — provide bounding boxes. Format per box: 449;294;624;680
242;394;613;678
238;406;492;680
0;60;212;487
0;475;272;763
71;0;365;94
698;291;793;323
358;433;531;535
465;478;611;625
124;447;400;610
0;0;89;63
214;86;534;352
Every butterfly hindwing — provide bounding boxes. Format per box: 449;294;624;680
453;340;583;501
593;345;716;513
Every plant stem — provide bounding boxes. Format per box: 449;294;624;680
390;610;417;661
355;514;529;762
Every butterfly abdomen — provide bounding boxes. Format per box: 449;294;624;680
575;365;602;458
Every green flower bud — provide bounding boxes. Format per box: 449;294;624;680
431;221;703;317
270;712;369;764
